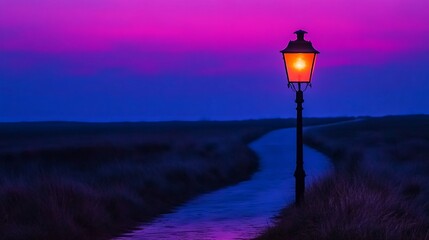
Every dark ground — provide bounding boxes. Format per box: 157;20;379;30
0;117;349;240
256;115;429;240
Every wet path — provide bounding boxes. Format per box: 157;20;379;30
115;127;332;240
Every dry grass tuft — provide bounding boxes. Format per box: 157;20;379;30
257;115;429;240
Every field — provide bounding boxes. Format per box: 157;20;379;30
256;115;429;240
0;118;348;240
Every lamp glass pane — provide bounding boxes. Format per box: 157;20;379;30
283;53;316;83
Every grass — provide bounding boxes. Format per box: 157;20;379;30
256;115;429;240
0;118;349;240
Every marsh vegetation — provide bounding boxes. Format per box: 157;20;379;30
0;118;348;240
256;115;429;240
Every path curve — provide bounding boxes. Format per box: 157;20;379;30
115;127;332;240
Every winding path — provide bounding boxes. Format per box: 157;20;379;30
115;127;332;240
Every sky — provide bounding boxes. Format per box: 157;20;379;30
1;0;429;121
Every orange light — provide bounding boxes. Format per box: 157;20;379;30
280;30;319;84
294;57;306;70
283;53;317;83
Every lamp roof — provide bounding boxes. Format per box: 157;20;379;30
281;30;320;54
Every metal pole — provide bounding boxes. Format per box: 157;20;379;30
294;83;306;206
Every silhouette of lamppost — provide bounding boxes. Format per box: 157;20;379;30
281;30;319;206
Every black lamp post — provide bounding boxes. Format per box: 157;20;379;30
281;30;319;206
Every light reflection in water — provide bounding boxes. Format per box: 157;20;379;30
115;128;332;240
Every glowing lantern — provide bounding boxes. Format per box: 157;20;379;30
281;30;319;84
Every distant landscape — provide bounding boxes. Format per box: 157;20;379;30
257;115;429;240
2;115;429;240
0;118;347;240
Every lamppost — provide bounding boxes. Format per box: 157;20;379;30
281;30;319;206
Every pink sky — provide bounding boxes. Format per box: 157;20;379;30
1;0;429;121
2;0;428;54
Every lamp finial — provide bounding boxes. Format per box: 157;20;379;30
294;30;308;41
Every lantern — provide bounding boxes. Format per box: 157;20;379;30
281;30;319;84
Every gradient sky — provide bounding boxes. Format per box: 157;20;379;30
1;0;429;121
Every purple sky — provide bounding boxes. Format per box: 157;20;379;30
1;0;429;121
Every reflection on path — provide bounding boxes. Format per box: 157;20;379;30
115;127;332;240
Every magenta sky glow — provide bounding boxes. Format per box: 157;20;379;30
1;0;429;121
